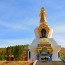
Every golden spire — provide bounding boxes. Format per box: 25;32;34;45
40;7;46;23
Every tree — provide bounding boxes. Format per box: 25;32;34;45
14;45;24;60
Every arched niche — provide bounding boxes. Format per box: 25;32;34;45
37;23;50;38
40;28;47;38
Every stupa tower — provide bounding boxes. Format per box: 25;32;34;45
29;7;61;61
35;7;52;38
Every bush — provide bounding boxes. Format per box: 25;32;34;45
60;56;65;61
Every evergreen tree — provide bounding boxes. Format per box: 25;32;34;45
14;45;24;60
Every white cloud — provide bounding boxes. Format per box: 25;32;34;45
0;38;33;48
0;21;29;30
53;25;65;33
0;17;40;32
52;25;65;47
24;18;39;27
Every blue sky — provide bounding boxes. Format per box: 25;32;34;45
0;0;65;48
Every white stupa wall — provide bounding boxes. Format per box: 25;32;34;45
29;27;61;61
48;28;53;38
30;37;40;60
48;38;61;61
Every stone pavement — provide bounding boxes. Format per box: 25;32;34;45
35;61;65;65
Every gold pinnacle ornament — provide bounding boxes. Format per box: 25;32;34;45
40;7;46;23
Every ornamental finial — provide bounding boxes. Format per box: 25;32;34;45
40;7;46;23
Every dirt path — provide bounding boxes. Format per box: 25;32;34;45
0;61;33;65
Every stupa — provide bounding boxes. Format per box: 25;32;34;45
29;7;61;61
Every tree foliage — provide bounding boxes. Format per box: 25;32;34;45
5;45;28;61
